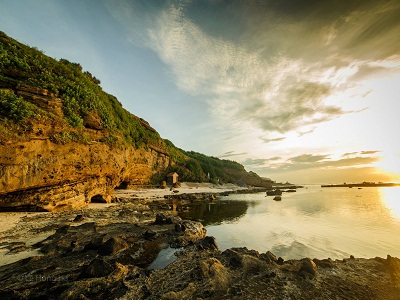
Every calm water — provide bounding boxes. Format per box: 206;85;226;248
179;186;400;260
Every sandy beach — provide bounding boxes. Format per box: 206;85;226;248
0;183;244;266
112;182;246;201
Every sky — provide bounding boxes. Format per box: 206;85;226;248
1;0;399;184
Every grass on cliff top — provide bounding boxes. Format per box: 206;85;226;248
0;31;161;149
0;31;271;187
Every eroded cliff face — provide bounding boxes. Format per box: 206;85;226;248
0;85;170;212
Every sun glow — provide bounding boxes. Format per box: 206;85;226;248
374;154;400;180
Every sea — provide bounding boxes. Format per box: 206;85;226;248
179;185;400;260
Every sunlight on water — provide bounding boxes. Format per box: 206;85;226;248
180;186;400;260
380;187;400;220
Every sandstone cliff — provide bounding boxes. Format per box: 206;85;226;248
0;84;171;211
0;31;271;211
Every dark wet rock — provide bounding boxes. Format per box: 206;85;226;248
313;258;334;268
84;236;104;251
197;236;219;251
222;248;266;275
143;229;157;240
98;237;128;256
171;221;207;247
277;257;284;265
241;255;265;275
261;250;278;263
298;257;318;277
73;214;84;222
155;213;167;224
223;248;243;269
80;258;114;278
174;222;185;232
385;255;400;283
155;213;173;225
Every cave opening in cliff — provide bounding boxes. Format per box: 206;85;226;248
115;181;129;189
90;194;107;203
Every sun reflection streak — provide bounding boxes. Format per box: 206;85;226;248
380;187;400;220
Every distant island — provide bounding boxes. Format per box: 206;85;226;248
321;182;400;188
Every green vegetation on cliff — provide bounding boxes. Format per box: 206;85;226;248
0;31;271;187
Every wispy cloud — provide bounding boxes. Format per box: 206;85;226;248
261;137;286;144
145;4;359;134
361;150;380;155
343;152;358;157
243;152;381;172
108;0;400;136
219;151;248;158
290;154;330;163
242;156;282;167
343;150;380;157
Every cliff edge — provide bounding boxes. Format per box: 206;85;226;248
0;31;271;211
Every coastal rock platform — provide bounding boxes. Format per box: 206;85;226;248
0;201;399;299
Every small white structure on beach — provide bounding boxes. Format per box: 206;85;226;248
166;172;179;185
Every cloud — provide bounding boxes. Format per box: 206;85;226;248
290;154;330;163
242;158;269;167
145;3;361;134
343;152;358;157
361;150;380;155
325;156;380;168
219;151;248;158
242;156;282;167
244;152;380;172
350;63;400;81
261;137;286;143
110;0;400;137
343;150;380;157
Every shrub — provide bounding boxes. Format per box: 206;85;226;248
0;89;35;121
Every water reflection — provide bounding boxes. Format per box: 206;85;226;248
380;187;400;220
180;187;400;260
178;199;249;226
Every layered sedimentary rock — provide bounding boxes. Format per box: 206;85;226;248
0;85;170;212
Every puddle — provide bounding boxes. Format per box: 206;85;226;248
0;247;43;266
147;246;182;270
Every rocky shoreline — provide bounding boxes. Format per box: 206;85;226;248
1;195;400;299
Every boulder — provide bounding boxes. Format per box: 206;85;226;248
172;221;207;247
261;250;278;263
98;237;128;256
199;258;230;291
197;236;219;251
154;213;173;225
80;258;114;278
386;255;400;283
73;214;84;222
299;257;318;277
